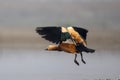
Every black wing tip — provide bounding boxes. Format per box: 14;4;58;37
72;26;88;40
36;26;60;31
35;27;41;34
35;26;61;44
72;26;88;32
36;27;41;31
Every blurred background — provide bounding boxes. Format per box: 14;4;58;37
0;0;120;50
0;0;120;80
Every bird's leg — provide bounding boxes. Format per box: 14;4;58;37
79;52;86;64
74;54;79;66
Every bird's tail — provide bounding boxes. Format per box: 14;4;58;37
76;43;95;53
83;47;95;53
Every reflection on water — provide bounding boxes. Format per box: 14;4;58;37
0;49;120;80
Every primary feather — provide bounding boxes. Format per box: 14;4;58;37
36;26;61;44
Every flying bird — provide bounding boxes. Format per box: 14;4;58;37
36;26;95;65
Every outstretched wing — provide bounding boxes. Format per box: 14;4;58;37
72;26;88;40
36;26;61;44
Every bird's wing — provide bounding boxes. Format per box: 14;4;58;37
72;26;88;40
36;26;61;44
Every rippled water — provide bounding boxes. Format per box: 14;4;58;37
0;49;120;80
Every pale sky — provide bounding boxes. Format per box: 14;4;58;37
0;0;120;28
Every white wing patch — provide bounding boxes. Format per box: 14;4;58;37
61;26;68;32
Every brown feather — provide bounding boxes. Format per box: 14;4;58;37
67;27;87;46
47;43;77;54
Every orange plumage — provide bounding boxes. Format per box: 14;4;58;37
47;43;77;53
